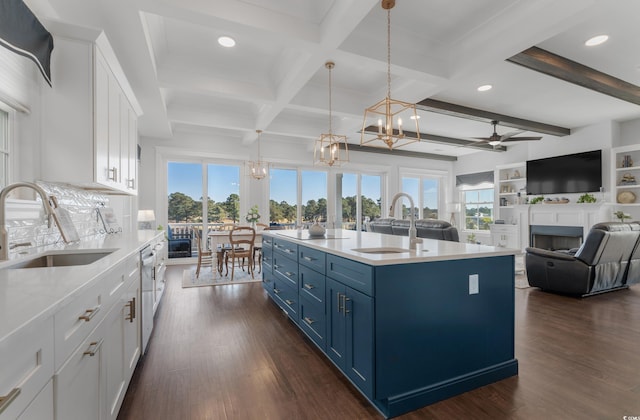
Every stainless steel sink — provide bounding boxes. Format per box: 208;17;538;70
351;247;412;254
7;250;115;269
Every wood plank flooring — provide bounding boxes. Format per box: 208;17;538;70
118;266;640;419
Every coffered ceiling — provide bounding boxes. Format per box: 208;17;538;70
26;0;640;158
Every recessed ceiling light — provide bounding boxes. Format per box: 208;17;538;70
477;84;492;92
410;115;421;120
218;36;236;48
585;35;608;47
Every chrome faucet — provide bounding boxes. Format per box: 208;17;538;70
389;192;423;250
0;182;56;260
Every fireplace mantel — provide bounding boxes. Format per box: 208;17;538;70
517;203;612;250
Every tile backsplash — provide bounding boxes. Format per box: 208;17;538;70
5;182;114;255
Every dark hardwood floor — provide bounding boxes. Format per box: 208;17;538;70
118;266;640;420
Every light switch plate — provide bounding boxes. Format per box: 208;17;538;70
469;274;479;294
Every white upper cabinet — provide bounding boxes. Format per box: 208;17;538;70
41;21;141;195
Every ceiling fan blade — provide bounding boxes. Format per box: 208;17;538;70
472;137;490;141
500;136;542;142
499;129;525;141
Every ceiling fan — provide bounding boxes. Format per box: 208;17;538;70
474;120;542;146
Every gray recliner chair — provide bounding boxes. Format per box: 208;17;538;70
525;222;640;296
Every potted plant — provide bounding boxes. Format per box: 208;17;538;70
245;205;261;228
577;193;596;203
613;210;631;222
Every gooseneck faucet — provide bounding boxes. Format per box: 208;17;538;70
389;192;423;250
0;182;56;260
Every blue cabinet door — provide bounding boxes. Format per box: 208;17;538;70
345;287;374;398
326;277;346;368
326;277;374;398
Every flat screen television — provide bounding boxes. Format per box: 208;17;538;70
526;150;602;195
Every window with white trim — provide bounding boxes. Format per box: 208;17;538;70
463;187;494;231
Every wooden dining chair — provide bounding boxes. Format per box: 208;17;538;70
194;229;214;278
253;223;270;273
225;226;256;280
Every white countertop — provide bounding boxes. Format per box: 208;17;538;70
0;230;162;344
265;229;517;265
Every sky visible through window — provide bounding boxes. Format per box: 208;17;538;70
169;162;382;203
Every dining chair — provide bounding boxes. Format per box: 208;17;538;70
253;223;270;273
225;226;256;280
194;229;214;278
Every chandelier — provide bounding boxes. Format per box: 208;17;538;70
248;129;267;180
314;61;349;166
361;0;420;150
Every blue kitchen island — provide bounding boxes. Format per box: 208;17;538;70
261;229;518;418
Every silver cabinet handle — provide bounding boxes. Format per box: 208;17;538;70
0;388;21;415
108;167;118;181
273;288;281;294
79;305;100;322
304;316;315;325
303;256;314;261
273;264;279;269
303;283;315;290
125;297;136;322
337;292;343;313
284;271;294;277
344;296;351;315
285;299;294;305
83;339;104;357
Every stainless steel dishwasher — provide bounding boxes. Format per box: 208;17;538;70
140;244;155;353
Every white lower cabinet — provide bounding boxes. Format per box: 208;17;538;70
0;317;54;420
104;259;140;420
54;320;106;420
53;253;141;420
490;224;520;250
17;380;53;420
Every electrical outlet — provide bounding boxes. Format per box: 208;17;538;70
469;274;479;294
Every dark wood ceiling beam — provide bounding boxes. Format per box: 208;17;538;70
362;125;507;152
415;98;571;137
507;46;640;106
341;143;458;162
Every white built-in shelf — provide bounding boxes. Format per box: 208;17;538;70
499;192;518;196
616;184;640;190
616;165;640;171
499;177;526;182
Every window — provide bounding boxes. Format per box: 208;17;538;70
269;168;297;228
464;188;494;231
400;174;441;219
301;170;327;223
268;168;328;228
207;164;240;224
0;107;9;188
337;173;382;231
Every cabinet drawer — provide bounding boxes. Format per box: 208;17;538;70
0;317;54;420
272;279;298;321
273;253;298;289
261;245;273;273
262;235;273;249
273;238;298;260
299;295;326;351
326;254;373;296
299;246;326;274
54;279;107;370
103;255;137;318
299;264;325;304
262;269;274;294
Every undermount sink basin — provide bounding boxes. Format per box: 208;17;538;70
7;250;116;269
351;247;412;254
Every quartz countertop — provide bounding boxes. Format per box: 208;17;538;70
0;230;162;344
265;229;517;265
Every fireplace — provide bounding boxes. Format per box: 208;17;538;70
530;225;583;251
